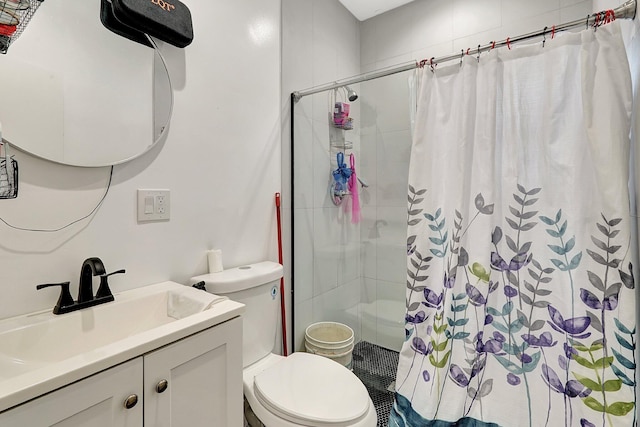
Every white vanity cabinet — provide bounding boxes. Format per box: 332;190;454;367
0;358;144;426
144;316;243;426
0;317;243;427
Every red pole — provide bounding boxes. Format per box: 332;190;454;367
275;193;288;356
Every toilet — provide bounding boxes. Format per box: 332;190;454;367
190;261;377;427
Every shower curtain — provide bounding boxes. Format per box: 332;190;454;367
391;22;637;427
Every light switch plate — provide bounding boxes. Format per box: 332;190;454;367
137;189;170;222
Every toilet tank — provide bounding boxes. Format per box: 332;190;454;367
190;261;283;368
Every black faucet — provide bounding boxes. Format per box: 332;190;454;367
78;257;106;303
37;257;125;315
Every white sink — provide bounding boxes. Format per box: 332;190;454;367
0;281;244;413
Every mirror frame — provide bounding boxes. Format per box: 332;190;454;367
0;1;173;167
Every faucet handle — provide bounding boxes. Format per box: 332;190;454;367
192;281;206;291
36;282;75;314
95;269;125;299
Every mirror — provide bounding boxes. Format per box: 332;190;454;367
0;0;172;167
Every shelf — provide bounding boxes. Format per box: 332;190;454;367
0;0;44;54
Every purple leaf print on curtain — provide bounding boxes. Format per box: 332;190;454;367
466;283;487;306
450;364;470;387
412;337;434;356
406;310;428;324
580;285;621;311
491;252;532;272
449;354;488;389
547;305;591;338
563;343;578;360
522;332;557;348
423;288;443;309
507;373;521;386
541;364;592;398
504;285;518;298
475;331;505;355
443;272;456;289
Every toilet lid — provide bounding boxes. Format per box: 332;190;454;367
254;352;370;426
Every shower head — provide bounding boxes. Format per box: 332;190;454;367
345;85;358;102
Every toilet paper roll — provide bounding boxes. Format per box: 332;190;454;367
207;249;223;273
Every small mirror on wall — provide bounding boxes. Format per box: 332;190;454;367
0;0;172;167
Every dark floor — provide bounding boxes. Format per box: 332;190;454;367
352;341;399;427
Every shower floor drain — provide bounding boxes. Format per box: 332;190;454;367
351;341;399;427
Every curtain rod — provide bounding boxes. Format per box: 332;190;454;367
292;0;636;103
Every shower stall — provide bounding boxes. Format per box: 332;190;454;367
290;66;416;422
291;69;415;351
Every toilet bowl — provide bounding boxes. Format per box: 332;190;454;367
244;353;377;426
190;262;377;427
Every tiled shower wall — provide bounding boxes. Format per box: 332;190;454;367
283;0;363;351
358;72;414;351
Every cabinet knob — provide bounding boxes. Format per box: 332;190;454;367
124;394;138;409
156;379;169;393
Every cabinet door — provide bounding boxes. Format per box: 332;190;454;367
144;317;243;427
0;358;143;427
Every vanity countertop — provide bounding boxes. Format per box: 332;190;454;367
0;281;244;413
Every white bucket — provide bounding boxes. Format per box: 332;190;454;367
304;322;354;369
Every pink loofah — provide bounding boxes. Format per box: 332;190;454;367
348;153;361;224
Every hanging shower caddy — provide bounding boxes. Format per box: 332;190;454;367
0;0;44;54
328;88;362;223
329;88;355;206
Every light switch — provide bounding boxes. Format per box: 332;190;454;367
144;196;154;214
137;189;170;222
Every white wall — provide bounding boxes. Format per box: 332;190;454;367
282;0;362;351
0;0;281;320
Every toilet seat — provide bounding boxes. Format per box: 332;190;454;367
253;352;370;426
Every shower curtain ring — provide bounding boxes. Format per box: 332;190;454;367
477;45;481;62
542;26;547;47
429;57;435;72
460;49;464;66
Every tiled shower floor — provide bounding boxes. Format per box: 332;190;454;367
352;341;399;427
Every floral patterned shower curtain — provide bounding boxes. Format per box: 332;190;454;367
390;22;637;427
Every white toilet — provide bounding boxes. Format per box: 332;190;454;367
191;261;377;427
